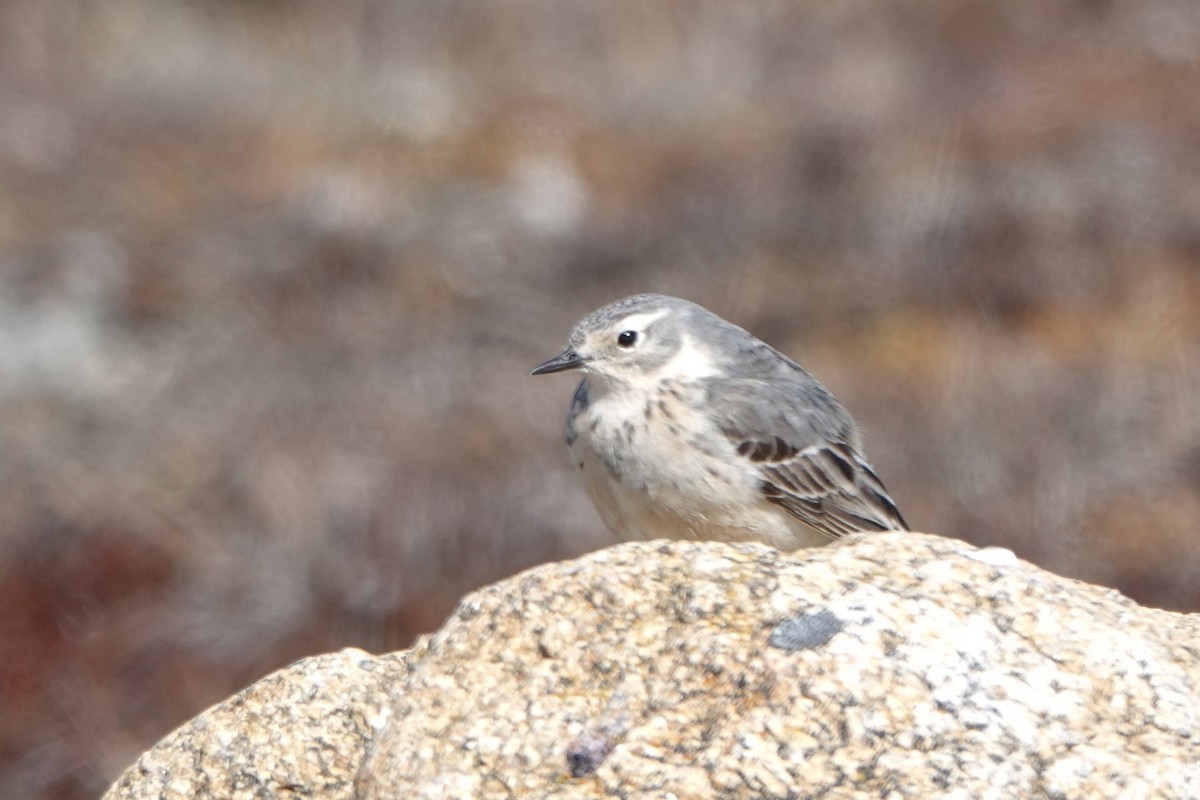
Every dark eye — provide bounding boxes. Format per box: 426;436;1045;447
617;330;638;348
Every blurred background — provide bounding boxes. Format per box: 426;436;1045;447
1;0;1198;796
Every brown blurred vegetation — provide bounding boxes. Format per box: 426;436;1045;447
0;1;1198;797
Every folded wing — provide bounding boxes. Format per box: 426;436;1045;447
706;377;908;539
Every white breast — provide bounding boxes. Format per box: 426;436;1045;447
568;376;825;549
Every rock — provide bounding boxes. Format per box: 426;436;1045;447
104;533;1200;799
103;649;403;800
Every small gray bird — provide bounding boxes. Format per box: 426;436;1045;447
530;293;908;550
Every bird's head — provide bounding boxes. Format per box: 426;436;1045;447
530;293;718;387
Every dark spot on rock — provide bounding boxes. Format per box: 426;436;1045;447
566;732;612;777
768;608;844;652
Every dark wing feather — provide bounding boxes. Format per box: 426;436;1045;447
705;377;908;540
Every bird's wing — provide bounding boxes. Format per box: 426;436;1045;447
704;378;908;539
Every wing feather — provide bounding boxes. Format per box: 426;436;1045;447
706;376;908;540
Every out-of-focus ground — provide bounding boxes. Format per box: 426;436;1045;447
0;1;1197;797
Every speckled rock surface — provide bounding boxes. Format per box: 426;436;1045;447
103;648;402;800
359;534;1200;799
106;534;1200;799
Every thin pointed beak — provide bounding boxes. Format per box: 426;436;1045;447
530;348;589;376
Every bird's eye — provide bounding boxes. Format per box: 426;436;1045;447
617;330;638;348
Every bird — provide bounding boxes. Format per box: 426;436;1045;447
530;293;908;550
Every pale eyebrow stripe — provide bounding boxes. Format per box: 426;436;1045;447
615;308;669;331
